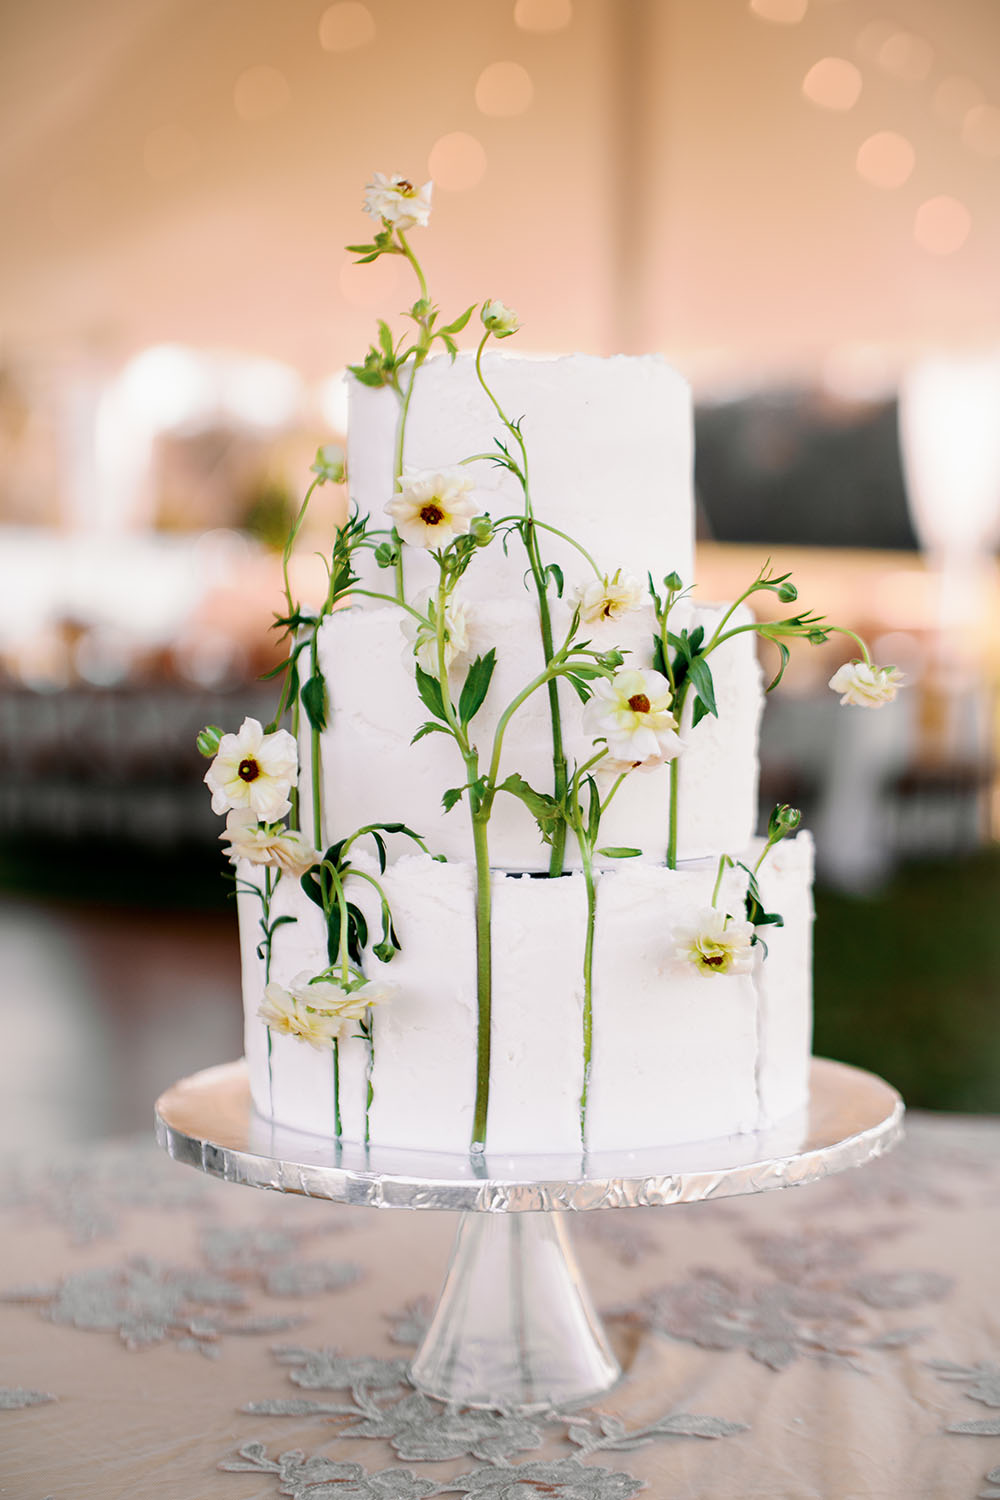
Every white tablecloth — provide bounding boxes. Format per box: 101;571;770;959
2;1112;999;1499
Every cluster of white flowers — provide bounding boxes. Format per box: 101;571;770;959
584;666;682;773
363;172;433;231
829;660;905;708
203;718;315;877
674;909;756;979
386;467;481;549
259;971;395;1051
573;571;644;626
401;591;473;675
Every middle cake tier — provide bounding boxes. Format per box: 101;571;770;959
302;595;763;868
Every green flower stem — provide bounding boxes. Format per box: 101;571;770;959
828;625;873;663
474;333;569;876
389;229;432;605
470;808;493;1151
337;587;427;621
711;854;734;908
262;867;275;1109
577;834;596;1150
365;1016;374;1146
493;515;603;579
396;229;428;301
667;758;679;870
600;771;628;816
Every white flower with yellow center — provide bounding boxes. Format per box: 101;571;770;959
386;467;480;549
674;909;756;978
204;718;298;821
221;810;319;877
363;172;433;230
401;591;473;675
829;660;905;708
259;972;396;1049
573;570;644;626
583;666;681;768
481;299;520;338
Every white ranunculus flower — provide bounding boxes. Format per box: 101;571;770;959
259;971;396;1050
573;571;644;626
829;660;905;708
401;592;472;675
674;909;756;978
386;467;480;549
583;666;682;768
221;810;319;877
363;172;433;230
204;718;298;821
481;298;520;338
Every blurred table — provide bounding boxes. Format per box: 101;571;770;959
2;1113;999;1499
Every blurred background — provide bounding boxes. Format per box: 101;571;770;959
3;0;999;1145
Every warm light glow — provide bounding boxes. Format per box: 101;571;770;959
339;253;401;308
48;176;99;234
318;2;375;53
233;66;290;123
933;75;984;127
899;354;1000;554
821;344;895;402
801;57;862;111
143;125;200;182
749;0;807;24
876;30;933;83
318;372;349;432
117;346;215;430
475;61;534;117
914;196;972;256
428;132;487;191
855;19;896;61
855;132;915;189
962;104;1000;159
222;358;301;429
513;0;572;32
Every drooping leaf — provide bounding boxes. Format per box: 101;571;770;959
370;831;387;873
411;720;451;745
346;903;368;965
586;776;601;847
765;640;791;692
597;846;642;858
651;634;668;676
442;786;465;814
564;673;593;705
414;666;447;721
301;674;328;732
738;861;785;930
458;648;497;726
686;655;718;719
691;696;712;728
544;562;564;597
498;773;562;842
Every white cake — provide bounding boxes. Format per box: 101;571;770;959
229;351;816;1156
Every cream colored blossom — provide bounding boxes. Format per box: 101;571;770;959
829;660;905;708
204;718;298;821
583;666;682;767
401;592;472;675
363;172;433;230
573;571;644;626
674;909;756;978
386;467;480;549
259;971;396;1050
221;810;318;877
481;299;520;338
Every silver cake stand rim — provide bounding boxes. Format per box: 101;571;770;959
154;1056;903;1212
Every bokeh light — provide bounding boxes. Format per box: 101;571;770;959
914;196;972;255
428;132;487;191
962;104;1000;159
233;66;290;123
513;0;572;32
475;61;534;118
318;2;375;52
801;57;862;111
855;131;915;189
750;0;808;24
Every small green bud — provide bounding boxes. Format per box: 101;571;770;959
663;570;683;592
411;297;432;320
372;940;396;964
767;803;802;840
470;515;494;546
196;725;224;759
310;444;346;484
808;628;829;645
777;582;798;603
374;541;399;569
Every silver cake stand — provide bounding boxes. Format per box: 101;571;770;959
155;1056;902;1411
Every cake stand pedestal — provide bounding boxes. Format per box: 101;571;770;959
155;1056;902;1411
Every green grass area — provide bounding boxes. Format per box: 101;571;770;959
813;848;1000;1113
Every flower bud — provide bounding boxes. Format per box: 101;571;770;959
470;515;494;546
767;803;802;840
372;940;397;964
481;299;520;338
196;725;225;759
808;628;829;645
374;541;399;569
310;444;346;485
663;571;683;592
777;582;798;603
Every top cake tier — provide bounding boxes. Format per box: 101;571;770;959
348;351;695;596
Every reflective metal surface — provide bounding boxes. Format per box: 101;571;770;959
155;1057;903;1212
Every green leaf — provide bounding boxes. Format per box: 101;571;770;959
586;776;601;847
498;772;562;845
346;902;368;964
686;655;718;719
597;846;642;858
564;673;593;705
371;831;387;873
738;862;785;930
566;662;604;680
458;648;497;726
651;634;667;676
268;914;298;935
544;562;564;597
411;720;451;745
301;673;327;732
414;666;447;721
377;319;395;360
439;303;476;335
440;334;458;359
765;640;791;692
691;696;712;728
442;786;465;813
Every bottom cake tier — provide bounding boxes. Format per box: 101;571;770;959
238;834;814;1155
